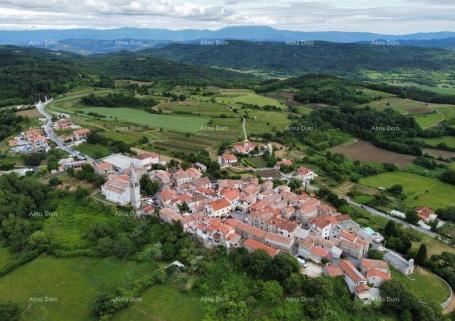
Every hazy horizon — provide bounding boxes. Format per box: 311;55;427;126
1;0;454;34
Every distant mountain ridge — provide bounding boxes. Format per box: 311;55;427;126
145;40;455;77
2;26;455;46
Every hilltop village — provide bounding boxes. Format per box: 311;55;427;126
3;99;446;311
46;134;414;305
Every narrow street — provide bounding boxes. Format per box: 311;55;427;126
35;99;93;162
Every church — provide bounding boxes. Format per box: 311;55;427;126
101;164;141;209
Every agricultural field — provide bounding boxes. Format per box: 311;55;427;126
331;139;416;166
157;99;237;117
245;110;290;134
362;97;453;129
422;148;455;160
215;89;287;108
414;112;445;129
423;136;455;149
112;285;205;321
359;171;455;209
75;107;209;133
15;108;42;118
390;267;451;306
0;255;156;321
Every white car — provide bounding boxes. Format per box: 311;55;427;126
296;256;307;267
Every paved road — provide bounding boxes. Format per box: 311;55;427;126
345;198;438;238
35;99;93;162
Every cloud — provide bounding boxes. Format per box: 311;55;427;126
0;0;232;20
0;0;454;33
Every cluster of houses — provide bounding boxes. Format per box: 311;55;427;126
217;141;318;184
50;137;417;305
90;161;408;304
8;127;50;153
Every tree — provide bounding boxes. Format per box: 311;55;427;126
0;301;19;321
23;153;44;166
113;234;135;259
406;209;420;225
48;176;62;186
242;250;272;279
75;187;89;200
267;253;299;284
386;184;403;196
288;178;302;192
96;237;115;256
441;169;455;185
368;248;384;260
260;280;283;304
162;242;177;260
177;202;190;214
415;244;427;265
140;175;160;196
384;221;397;238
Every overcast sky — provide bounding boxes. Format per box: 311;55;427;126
0;0;454;34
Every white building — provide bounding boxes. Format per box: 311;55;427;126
101;165;141;209
296;166;317;182
384;251;414;275
206;198;232;217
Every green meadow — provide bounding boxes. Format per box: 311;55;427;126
390;267;450;305
112;285;205;321
360;171;455;209
423;136;455;148
0;255;156;321
76;107;209;133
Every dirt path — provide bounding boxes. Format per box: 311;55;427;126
242;117;248;142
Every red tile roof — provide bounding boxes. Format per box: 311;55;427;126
339;260;365;284
210;198;231;211
243;239;280;257
367;269;391;280
325;264;344;277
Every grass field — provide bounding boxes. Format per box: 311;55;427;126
0;255;156;321
112;285;205;321
391;267;450;305
359;171;455;209
363;97;452;129
216;89;286;108
157;100;237;117
245;110;290;134
75;143;112;159
0;246;11;268
423;136;455;148
76;107;209;133
43;198;116;251
414;112;445;129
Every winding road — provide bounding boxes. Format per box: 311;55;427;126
35;99;93;161
345;198;439;238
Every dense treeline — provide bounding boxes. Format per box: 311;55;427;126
0;46;84;106
286;106;423;155
0;109;26;141
0;174;56;252
82;93;156;108
292;77;372;106
149;40;455;76
83;52;258;88
365;82;455;104
0;45;258;106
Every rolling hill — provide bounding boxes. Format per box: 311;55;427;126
147;40;455;77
